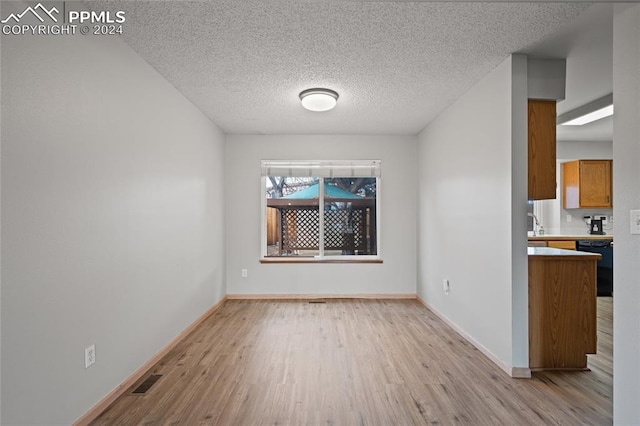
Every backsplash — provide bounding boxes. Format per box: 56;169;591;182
535;198;614;236
559;209;614;236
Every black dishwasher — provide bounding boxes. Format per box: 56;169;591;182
577;240;613;296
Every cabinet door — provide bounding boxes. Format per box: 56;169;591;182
563;161;580;209
580;160;612;208
528;100;557;200
547;240;576;250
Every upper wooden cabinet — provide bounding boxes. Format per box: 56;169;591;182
563;160;613;209
528;100;557;200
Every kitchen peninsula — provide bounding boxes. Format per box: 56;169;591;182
528;247;601;370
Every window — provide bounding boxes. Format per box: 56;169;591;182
262;160;380;261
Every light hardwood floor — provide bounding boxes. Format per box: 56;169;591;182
92;298;612;425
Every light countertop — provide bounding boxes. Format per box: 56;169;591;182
528;247;602;259
528;234;613;241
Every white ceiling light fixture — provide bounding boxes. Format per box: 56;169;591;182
558;94;613;126
299;88;339;112
560;105;613;126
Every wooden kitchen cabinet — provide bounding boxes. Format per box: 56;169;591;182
529;247;599;370
563;160;613;209
547;240;576;250
528;100;557;200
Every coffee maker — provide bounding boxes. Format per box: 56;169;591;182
590;218;605;235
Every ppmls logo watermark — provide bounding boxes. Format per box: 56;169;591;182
1;2;126;36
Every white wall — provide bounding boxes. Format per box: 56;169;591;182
0;16;3;422
612;4;640;423
537;140;614;235
557;140;613;160
1;22;226;425
417;55;529;373
225;135;417;295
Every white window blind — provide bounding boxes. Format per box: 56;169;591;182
261;160;381;178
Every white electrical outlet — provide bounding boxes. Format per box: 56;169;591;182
241;269;248;278
631;210;640;235
566;215;572;223
443;279;450;295
609;215;614;224
85;344;96;369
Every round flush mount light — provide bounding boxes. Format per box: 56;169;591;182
299;88;339;112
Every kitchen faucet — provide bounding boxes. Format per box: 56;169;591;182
528;212;541;236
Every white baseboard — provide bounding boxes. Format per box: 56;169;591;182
416;295;531;379
226;293;417;300
73;296;228;425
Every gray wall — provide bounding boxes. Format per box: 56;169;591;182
1;22;226;425
417;55;529;373
0;12;3;421
225;135;417;296
613;4;640;423
557;140;613;161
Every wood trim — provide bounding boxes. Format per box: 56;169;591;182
73;296;228;426
260;259;383;264
226;293;417;300
415;296;531;379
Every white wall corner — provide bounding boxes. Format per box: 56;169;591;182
417;297;530;379
612;3;640;424
511;54;530;370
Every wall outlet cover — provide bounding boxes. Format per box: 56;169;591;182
443;279;450;295
85;344;96;369
631;210;640;235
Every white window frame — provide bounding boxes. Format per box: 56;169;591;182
260;160;382;262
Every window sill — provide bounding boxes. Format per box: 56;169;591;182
260;258;383;264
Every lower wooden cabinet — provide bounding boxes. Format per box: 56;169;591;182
546;240;576;250
529;249;599;370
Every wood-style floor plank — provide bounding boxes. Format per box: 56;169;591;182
91;298;612;425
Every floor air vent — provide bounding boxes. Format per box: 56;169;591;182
309;299;327;304
132;374;163;395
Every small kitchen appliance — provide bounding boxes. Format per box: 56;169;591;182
589;218;605;235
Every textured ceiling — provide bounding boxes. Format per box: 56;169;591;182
87;1;590;135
